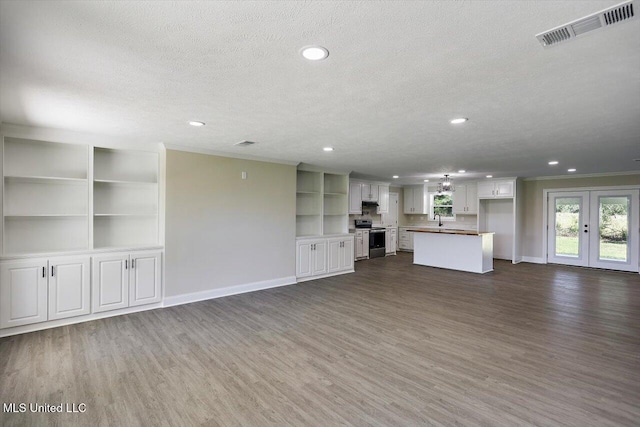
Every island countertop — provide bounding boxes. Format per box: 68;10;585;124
407;229;494;236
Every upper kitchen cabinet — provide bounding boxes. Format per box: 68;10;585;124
348;180;390;215
361;183;379;202
477;180;514;199
452;183;478;214
404;185;428;214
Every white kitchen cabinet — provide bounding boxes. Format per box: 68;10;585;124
453;184;478;214
386;228;397;255
377;185;389;214
48;256;90;320
296;239;327;278
348;182;362;214
361;183;379;202
398;228;414;251
92;250;163;313
129;251;162;307
0;259;48;328
328;237;354;273
404;185;427;214
92;253;129;313
478;180;514;199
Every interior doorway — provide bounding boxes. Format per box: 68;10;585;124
547;189;639;272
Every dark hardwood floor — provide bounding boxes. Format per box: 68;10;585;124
1;253;639;426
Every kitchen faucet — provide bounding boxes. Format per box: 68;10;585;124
434;214;443;227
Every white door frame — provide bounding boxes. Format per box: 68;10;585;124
547;191;590;267
542;185;640;272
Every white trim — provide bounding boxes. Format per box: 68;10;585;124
1;123;161;152
0;301;163;338
0;245;164;261
524;171;640;181
522;256;546;264
296;269;355;283
164;143;300;166
162;276;297;307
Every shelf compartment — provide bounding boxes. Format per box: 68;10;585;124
4;138;88;180
94;181;158;216
296;192;322;216
93;215;159;249
323;173;348;195
4;216;89;254
94;148;158;183
296;215;322;237
323;193;347;216
323;215;348;236
4;178;88;216
297;170;322;193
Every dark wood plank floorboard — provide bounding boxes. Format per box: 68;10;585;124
1;253;639;426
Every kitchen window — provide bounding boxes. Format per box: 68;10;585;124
430;192;455;220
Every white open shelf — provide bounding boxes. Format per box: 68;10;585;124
4;138;88;179
296;169;349;237
94;147;158;183
93;215;158;249
4;216;89;255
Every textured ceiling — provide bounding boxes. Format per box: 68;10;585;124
1;0;639;183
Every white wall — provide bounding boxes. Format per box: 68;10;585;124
165;150;296;298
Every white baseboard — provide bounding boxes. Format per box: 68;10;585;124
296;269;354;283
522;256;546;264
163;276;297;308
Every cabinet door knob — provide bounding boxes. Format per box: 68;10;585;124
51;266;54;277
125;260;128;269
42;266;46;278
132;259;135;269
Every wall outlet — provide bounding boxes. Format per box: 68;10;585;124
241;171;247;180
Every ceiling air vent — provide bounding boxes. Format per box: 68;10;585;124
536;0;636;47
234;140;256;147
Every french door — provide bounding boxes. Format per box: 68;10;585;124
547;189;639;272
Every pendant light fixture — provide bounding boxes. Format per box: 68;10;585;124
437;174;455;193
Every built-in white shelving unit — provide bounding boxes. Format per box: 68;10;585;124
296;168;348;237
93;148;159;249
2;138;89;254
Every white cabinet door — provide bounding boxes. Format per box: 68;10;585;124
412;186;427;214
0;259;48;329
362;230;370;258
466;184;478;214
48;256;90;320
452;184;467;214
355;231;364;259
296;241;313;278
327;239;342;273
477;182;495;198
390;229;397;253
312;240;327;275
341;238;354;270
377;185;389;214
495;181;514;197
404;187;415;213
349;182;362;214
92;253;129;313
361;184;371;201
129;251;162;307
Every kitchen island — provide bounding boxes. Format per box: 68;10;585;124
409;229;494;274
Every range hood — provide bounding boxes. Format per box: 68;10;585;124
362;201;379;207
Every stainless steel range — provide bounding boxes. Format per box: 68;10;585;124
354;219;386;258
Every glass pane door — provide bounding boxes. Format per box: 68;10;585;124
547;192;589;267
589;190;639;272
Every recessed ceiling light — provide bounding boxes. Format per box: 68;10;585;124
323;147;334;152
301;46;329;61
567;168;576;172
486;175;493;178
450;118;468;124
458;170;466;173
392;175;399;179
424;179;429;182
548;161;559;165
188;121;205;127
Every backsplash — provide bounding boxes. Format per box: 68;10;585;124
402;214;477;230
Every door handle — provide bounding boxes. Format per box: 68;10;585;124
51;266;54;277
43;266;46;278
132;259;135;269
125;260;128;269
